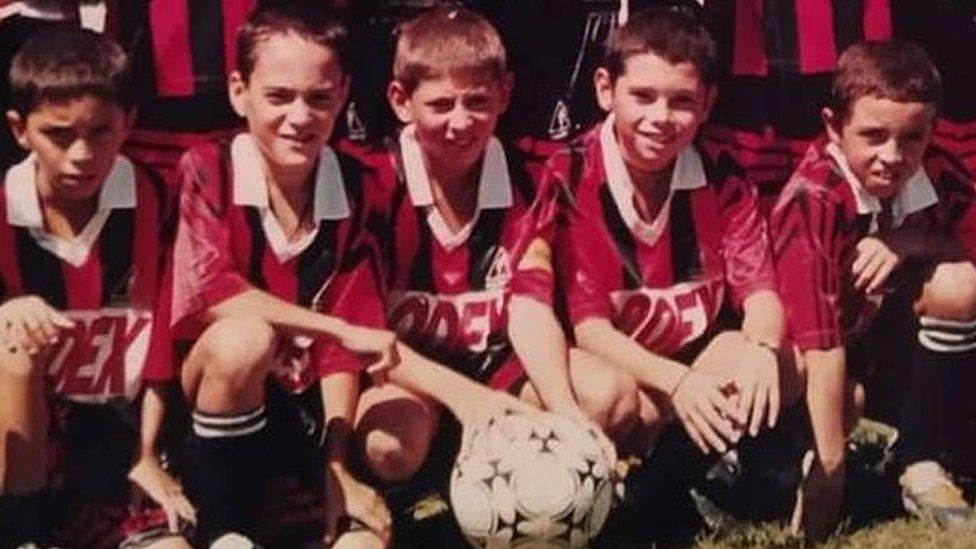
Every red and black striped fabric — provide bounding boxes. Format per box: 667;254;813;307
769;138;976;351
704;0;892;77
551;124;776;357
0;158;173;401
163;136;387;390
360;135;544;387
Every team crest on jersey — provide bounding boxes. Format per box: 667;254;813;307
609;278;725;356
46;308;152;404
485;247;513;291
388;289;506;354
548;100;572;140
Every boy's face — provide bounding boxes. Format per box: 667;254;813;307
595;51;715;180
824;96;935;199
388;71;512;178
6;95;133;202
229;32;349;171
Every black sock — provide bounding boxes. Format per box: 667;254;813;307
0;489;54;546
898;316;976;468
184;406;270;544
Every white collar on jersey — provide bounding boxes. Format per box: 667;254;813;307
4;153;135;267
825;141;937;230
600;115;706;246
230;133;350;221
399;124;512;250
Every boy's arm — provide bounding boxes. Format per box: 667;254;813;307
575;318;739;453
796;347;848;540
321;371;392;545
172;152;396;362
129;384;197;532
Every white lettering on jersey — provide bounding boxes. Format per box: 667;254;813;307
388;289;507;354
46;308;152;404
609;278;725;355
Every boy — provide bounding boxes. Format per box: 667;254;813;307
771;40;976;537
550;7;790;462
347;7;636;490
0;29;179;547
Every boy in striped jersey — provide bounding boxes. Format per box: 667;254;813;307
771;40;976;537
344;7;631;494
0;29;181;547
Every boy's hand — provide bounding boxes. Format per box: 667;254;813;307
0;295;74;355
733;341;781;437
128;456;197;533
554;405;619;473
339;325;400;382
852;237;901;294
323;462;391;547
671;370;741;454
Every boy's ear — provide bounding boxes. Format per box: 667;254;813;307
387;80;414;124
822;106;841;144
5;110;29;151
227;71;248;118
594;67;614;112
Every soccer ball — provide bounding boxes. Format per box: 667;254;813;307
449;410;615;548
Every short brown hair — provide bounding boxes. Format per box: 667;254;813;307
9;28;132;115
830;40;941;122
603;7;715;84
237;1;349;82
393;7;507;94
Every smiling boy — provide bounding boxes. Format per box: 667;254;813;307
546;7;787;462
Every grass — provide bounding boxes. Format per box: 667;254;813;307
395;418;976;548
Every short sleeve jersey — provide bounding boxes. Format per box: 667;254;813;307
554;119;776;357
365;126;546;384
164;133;387;392
0;154;172;404
770;138;946;351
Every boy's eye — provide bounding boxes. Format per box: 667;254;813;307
859;129;887;145
306;92;334;109
42;128;74;147
630;90;659;105
463;95;491;112
427;99;454;113
265;90;295;105
669;95;698;110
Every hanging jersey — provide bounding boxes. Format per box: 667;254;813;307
364;127;545;384
111;0;251;131
164;133;386;393
704;0;892;77
552;120;776;357
770;138;953;351
0;155;172;404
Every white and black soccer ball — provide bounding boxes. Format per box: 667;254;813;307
449;410;615;548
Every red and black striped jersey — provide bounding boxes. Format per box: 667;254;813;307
0;154;173;404
362;127;546;384
552;120;776;357
703;0;893;77
110;0;253;131
164;133;387;392
770;138;962;351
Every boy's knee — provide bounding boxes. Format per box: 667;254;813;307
918;262;976;321
198;318;276;382
362;429;427;482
